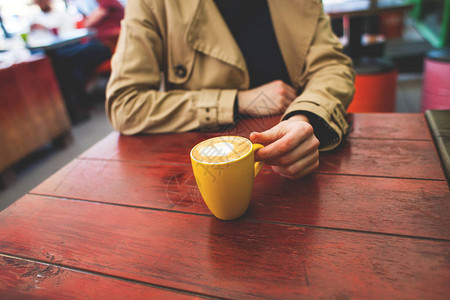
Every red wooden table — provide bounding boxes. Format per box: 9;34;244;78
1;113;449;299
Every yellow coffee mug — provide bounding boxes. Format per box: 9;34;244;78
190;136;264;220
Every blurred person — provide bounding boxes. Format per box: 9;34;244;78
30;0;76;34
55;0;124;89
51;0;124;122
106;0;355;179
81;0;124;49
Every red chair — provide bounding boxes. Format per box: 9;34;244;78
348;58;398;113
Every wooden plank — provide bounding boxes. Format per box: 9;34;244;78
0;195;449;299
81;114;430;163
0;254;198;299
31;159;450;239
318;138;445;180
80;131;209;164
79;116;279;163
347;113;432;140
16;57;71;139
31;159;207;212
80;133;445;180
79;131;272;172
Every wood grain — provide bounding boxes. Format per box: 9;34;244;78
318;138;445;180
0;56;71;172
0;70;26;170
80;132;444;180
3;113;448;298
0;254;198;299
14;56;71;139
0;195;449;299
79;115;279;164
347;113;431;140
80;131;212;164
31;159;450;239
81;113;431;165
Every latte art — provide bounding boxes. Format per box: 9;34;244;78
191;136;252;164
199;142;234;157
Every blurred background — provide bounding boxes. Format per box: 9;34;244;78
0;0;449;211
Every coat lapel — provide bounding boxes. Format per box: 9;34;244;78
185;0;247;73
267;0;321;87
183;0;322;88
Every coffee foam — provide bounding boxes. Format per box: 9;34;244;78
191;136;252;164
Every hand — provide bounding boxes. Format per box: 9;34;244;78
237;80;297;117
250;115;320;179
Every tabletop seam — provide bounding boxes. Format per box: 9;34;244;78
72;157;449;182
312;171;448;182
0;252;223;300
25;193;450;243
77;156;192;166
347;137;432;141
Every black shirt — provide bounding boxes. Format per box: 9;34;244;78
214;0;340;148
214;0;291;88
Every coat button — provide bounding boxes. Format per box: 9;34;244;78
175;65;187;78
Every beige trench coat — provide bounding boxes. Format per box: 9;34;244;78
106;0;355;150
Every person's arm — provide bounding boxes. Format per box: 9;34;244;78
250;7;354;179
83;6;108;28
106;0;240;134
282;8;355;151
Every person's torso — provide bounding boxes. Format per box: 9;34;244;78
142;0;323;92
93;0;124;43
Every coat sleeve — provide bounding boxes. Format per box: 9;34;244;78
282;7;355;151
105;0;237;135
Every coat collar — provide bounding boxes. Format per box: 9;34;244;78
185;0;247;72
267;0;321;84
184;0;322;87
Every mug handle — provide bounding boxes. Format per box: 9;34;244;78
252;143;264;177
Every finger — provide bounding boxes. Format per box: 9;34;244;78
272;94;293;113
253;124;313;161
272;150;319;179
270;80;296;101
282;87;297;101
250;125;284;146
267;134;319;166
280;96;294;108
281;82;297;98
278;161;318;179
250;125;286;161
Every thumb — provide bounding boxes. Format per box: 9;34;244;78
250;125;283;145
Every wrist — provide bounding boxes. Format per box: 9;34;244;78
237;91;248;114
288;114;309;123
